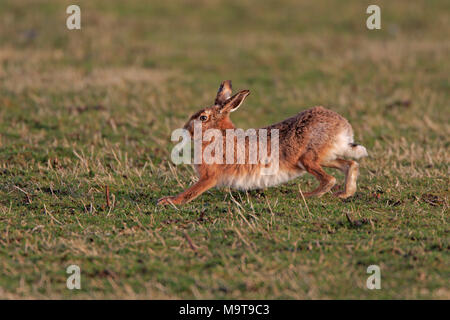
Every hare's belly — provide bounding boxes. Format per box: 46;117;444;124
218;168;304;190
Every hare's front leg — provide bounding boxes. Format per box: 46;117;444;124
157;177;217;206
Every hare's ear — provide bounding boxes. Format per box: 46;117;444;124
220;90;250;113
215;80;232;106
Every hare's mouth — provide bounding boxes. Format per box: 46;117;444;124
183;125;194;137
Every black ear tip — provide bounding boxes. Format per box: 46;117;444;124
223;80;232;88
218;80;232;92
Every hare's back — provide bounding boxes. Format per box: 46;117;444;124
295;106;350;130
295;106;356;161
269;106;354;162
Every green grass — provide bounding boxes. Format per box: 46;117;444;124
0;0;448;299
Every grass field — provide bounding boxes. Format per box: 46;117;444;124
0;0;448;299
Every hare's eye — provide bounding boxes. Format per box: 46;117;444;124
199;115;208;122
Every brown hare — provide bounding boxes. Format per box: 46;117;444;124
157;80;367;205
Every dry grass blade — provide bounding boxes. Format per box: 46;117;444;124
183;232;197;252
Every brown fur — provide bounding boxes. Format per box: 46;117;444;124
157;81;367;205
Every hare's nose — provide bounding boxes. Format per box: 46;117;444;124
183;122;192;134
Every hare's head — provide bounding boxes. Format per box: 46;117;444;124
183;81;250;136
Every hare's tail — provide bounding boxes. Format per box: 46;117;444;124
344;143;368;159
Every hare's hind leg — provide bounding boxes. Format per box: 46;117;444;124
322;159;359;199
299;154;336;198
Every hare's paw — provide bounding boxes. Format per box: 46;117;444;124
157;196;177;206
334;191;352;199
